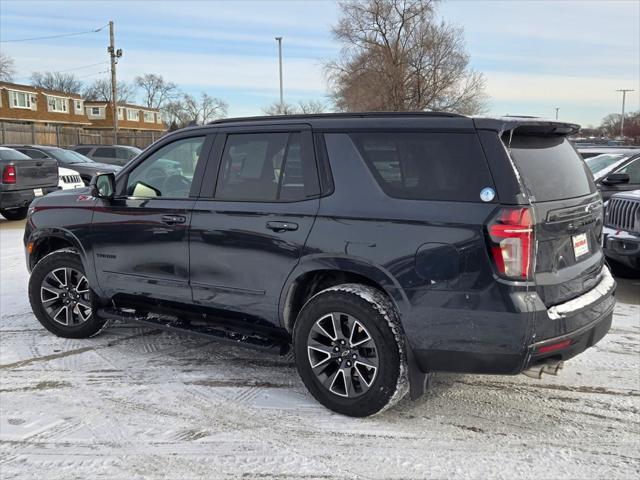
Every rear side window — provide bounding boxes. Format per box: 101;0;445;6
74;147;92;155
506;135;595;202
215;132;319;202
349;132;495;202
94;147;116;158
0;149;31;160
16;148;48;159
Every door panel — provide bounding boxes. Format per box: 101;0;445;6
189;127;320;326
92;135;210;302
190;200;318;323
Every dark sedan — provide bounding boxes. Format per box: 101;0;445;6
584;149;640;201
4;145;121;185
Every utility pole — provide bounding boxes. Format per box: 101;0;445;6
554;107;559;120
275;36;283;111
615;89;635;139
108;21;122;143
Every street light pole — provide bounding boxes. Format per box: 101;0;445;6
108;21;122;143
275;36;283;111
615;89;635;139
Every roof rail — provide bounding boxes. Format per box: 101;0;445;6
208;111;465;125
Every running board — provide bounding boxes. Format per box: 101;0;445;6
96;308;290;355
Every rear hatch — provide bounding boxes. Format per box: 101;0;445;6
504;131;604;307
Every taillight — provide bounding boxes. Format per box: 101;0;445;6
487;207;534;279
2;165;16;184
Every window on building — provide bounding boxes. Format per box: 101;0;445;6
117;107;124;120
127;109;139;121
143;111;154;123
157;114;163;124
47;96;68;113
87;106;105;118
9;90;33;109
74;100;83;114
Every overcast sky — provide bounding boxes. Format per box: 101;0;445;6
1;0;638;126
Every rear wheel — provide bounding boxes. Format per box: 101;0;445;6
0;207;28;220
293;284;408;417
28;250;107;338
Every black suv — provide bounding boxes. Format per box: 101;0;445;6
24;113;615;416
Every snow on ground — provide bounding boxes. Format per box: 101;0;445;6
1;217;639;479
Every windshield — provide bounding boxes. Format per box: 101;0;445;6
585;154;630;179
49;148;94;164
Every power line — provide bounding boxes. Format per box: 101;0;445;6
76;70;110;79
14;62;111;80
0;24;109;43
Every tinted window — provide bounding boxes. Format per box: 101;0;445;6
0;149;32;161
116;148;137;160
94;147;116;158
349;132;495;202
506;135;595;202
126;137;205;198
585;154;627;176
74;147;92;155
215;132;317;202
17;148;48;159
616;158;640;183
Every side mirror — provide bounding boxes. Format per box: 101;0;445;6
90;173;116;199
602;173;630;185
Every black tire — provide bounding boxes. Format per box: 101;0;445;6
28;250;108;338
293;284;408;417
1;207;28;220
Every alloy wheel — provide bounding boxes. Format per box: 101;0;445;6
307;312;379;398
40;267;92;326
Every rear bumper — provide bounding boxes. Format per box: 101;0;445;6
603;226;640;270
412;266;616;374
0;187;58;210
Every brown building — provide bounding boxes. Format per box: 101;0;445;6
84;102;165;132
0;81;90;127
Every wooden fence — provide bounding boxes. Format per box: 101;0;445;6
0;122;166;149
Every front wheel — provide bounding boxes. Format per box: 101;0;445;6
0;207;28;220
28;250;107;338
293;284;408;417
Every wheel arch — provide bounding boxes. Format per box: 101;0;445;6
279;255;410;334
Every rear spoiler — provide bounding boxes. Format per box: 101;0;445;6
473;117;580;136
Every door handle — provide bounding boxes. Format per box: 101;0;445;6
266;221;298;232
161;214;187;225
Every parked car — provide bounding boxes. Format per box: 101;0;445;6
603;190;640;276
58;167;84;190
584;150;640;201
577;146;639;159
70;144;141;167
0;146;58;220
4;145;120;185
24;113;615;416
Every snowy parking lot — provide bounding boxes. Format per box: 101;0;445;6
0;217;638;479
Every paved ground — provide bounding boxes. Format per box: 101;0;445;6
1;217;639;479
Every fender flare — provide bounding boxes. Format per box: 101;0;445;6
278;253;411;331
28;227;104;298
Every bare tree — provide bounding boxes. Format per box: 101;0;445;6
31;71;82;94
163;93;228;128
326;0;487;114
262;101;299;115
82;78;137;103
298;100;327;114
134;73;178;108
0;53;16;82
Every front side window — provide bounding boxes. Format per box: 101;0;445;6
215;132;317;202
616;158;640;183
348;131;495;202
94;147;116;158
126;136;205;198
